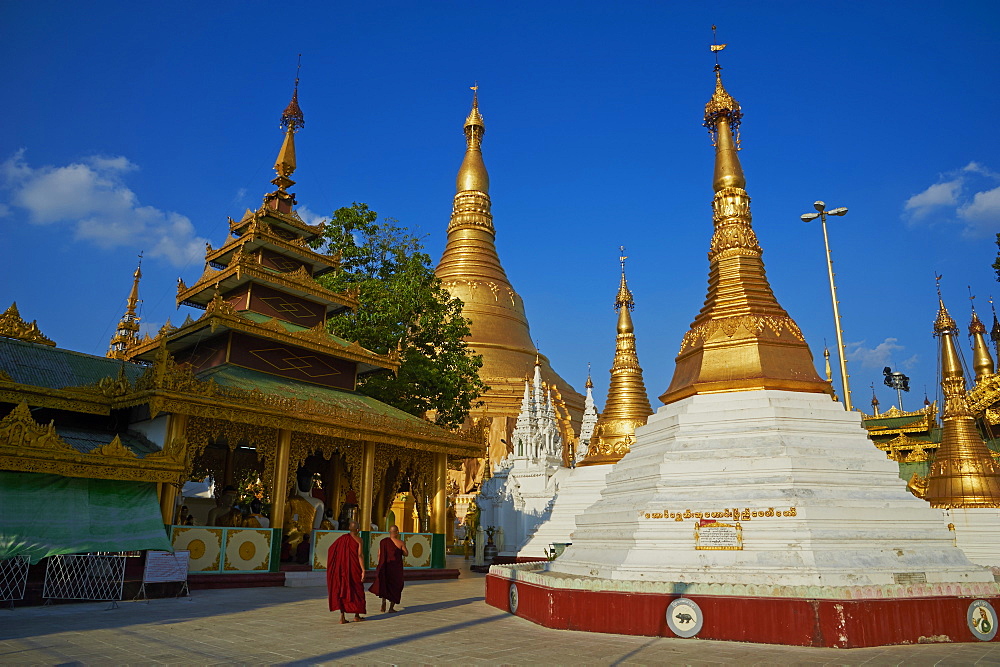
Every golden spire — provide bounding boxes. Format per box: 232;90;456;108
585;362;594;389
660;37;830;404
870;384;880;416
917;280;1000;508
967;290;995;383
267;57;304;212
107;254;143;359
436;86;536;358
580;252;653;466
456;82;489;194
823;346;833;382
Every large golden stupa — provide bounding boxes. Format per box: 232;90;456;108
435;89;584;475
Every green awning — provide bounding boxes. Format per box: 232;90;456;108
0;471;171;563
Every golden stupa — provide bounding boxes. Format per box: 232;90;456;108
660;65;832;405
435;88;584;472
579;252;653;465
909;291;1000;508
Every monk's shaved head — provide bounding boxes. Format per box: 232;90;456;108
348;520;359;532
388;525;400;535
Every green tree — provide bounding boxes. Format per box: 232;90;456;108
311;203;487;428
994;233;1000;283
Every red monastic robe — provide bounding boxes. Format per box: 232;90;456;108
327;533;366;614
368;537;405;604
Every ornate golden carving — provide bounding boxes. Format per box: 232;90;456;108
0;402;186;483
0;303;56;346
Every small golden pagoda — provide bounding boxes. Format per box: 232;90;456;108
660;65;831;405
579;252;653;465
107;257;143;360
908;288;1000;508
435;87;584;476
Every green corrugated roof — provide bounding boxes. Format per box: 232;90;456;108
196;364;428;424
55;426;160;456
0;337;145;389
238;311;354;347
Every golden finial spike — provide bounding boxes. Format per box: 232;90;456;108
454;83;488;193
967;286;995;380
107;252;144;359
579;256;653;466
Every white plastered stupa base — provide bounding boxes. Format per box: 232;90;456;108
518;464;614;558
946;507;1000;569
547;390;995;588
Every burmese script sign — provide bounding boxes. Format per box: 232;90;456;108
143;550;190;584
694;521;742;551
642;507;796;522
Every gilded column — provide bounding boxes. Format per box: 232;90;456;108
580;254;653;465
158;412;188;524
431;452;448;534
660;65;830;404
359;441;375;530
328;455;344;520
270;429;292;530
915;292;1000;508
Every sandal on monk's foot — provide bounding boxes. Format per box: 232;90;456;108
354;615;366;622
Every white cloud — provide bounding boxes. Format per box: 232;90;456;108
845;337;906;369
957;186;1000;237
0;149;207;267
297;204;328;227
903;179;961;219
903;161;1000;237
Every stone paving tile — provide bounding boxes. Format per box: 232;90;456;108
3;558;1000;665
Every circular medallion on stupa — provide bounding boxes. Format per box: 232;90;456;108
171;528;222;571
666;597;703;638
968;600;997;641
509;583;519;614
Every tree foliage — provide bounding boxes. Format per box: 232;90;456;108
994;233;1000;283
312;203;487;428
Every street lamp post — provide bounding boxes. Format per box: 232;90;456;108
801;201;853;411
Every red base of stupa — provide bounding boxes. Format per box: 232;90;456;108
485;573;1000;648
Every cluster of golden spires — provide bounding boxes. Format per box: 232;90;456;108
0;303;55;347
910;285;1000;508
580;250;653;465
660;58;831;404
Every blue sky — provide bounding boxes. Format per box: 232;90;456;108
2;1;998;414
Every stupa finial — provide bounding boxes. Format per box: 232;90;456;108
269;56;303;205
107;252;143;359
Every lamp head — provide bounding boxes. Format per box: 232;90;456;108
828;207;848;216
801;213;820;222
813;201;826;212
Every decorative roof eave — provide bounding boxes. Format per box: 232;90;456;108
0;303;56;347
230;206;324;240
176;253;357;312
0;402;187;484
127;298;399;372
104;352;478;456
115;391;482;458
0;374;114;416
968;373;1000;414
206;221;341;275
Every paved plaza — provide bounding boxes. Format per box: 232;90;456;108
2;558;1000;666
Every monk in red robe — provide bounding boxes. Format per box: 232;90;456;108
369;525;408;612
327;521;366;623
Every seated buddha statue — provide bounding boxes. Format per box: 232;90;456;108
206;486;243;527
283;468;324;551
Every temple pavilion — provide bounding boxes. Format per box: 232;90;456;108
0;80;481;574
435;89;584;487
